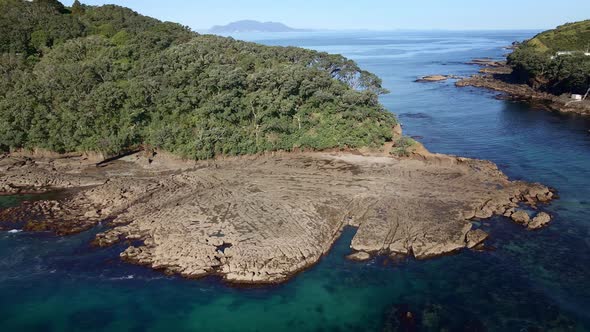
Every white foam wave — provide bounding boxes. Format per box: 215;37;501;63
110;275;135;280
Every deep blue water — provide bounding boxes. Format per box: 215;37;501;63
1;31;590;331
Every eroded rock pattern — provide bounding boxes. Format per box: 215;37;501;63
0;151;553;283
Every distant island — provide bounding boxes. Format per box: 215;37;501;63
209;20;304;33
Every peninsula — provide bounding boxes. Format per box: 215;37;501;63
0;0;555;284
456;20;590;115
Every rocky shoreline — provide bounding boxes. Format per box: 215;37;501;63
415;75;462;83
455;63;590;116
0;148;554;284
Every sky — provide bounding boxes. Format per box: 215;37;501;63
63;0;590;31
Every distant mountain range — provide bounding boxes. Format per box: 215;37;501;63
209;20;305;33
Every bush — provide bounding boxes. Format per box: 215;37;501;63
390;137;416;157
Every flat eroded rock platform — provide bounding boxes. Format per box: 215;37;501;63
0;151;553;283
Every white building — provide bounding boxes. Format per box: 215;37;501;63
551;51;590;60
555;51;590;57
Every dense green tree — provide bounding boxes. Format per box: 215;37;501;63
71;0;85;16
0;1;397;159
508;45;590;94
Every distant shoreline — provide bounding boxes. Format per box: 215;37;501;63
455;62;590;116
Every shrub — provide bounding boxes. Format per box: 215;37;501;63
390;137;416;157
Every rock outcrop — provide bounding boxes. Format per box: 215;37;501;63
465;229;489;249
466;58;506;67
416;75;462;83
511;210;530;224
528;212;552;230
456;62;590;116
507;209;552;230
0;151;554;283
346;251;372;261
416;75;449;82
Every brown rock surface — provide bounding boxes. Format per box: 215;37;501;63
466;58;506;67
346;251;372;261
416;75;449;82
511;210;531;224
0;150;553;283
416;75;463;83
465;229;489;249
528;212;551;230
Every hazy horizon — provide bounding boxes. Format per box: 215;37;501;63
61;0;590;32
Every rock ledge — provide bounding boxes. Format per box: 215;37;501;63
0;151;554;283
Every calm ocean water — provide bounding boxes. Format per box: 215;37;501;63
1;31;590;331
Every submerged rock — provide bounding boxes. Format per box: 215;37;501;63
383;304;418;332
346;251;372;261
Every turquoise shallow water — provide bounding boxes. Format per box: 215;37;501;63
1;31;590;331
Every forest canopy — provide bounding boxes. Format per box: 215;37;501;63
0;0;397;159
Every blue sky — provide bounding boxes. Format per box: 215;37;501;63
63;0;590;31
